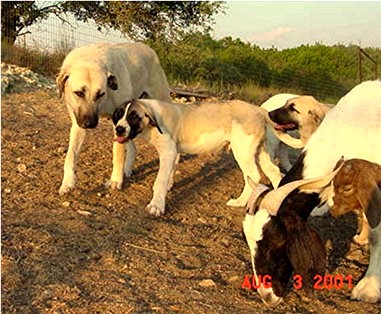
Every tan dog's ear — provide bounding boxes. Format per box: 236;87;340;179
56;70;69;99
107;73;118;90
308;109;324;125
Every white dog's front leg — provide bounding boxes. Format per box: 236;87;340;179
106;141;127;190
59;121;86;195
147;141;177;216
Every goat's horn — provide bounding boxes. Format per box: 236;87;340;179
246;176;270;215
260;164;344;215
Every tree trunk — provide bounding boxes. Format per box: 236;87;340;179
1;2;19;45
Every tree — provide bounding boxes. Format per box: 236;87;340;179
1;1;225;45
1;1;61;45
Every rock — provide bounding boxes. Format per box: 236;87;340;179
1;63;55;95
190;290;203;300
62;201;70;207
77;210;92;216
198;279;216;287
227;275;239;283
4;188;11;194
17;164;27;173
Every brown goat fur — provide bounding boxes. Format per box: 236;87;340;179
331;159;381;243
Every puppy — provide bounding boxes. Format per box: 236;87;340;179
112;99;283;216
269;95;332;144
330;158;381;303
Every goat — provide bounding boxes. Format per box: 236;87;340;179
243;80;381;306
330;158;381;303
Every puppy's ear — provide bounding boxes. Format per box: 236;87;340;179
56;70;69;99
107;73;118;90
145;110;163;134
284;214;326;292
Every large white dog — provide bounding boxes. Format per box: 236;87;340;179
112;99;283;216
57;42;170;195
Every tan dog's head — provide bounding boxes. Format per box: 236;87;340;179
112;99;162;143
331;159;381;228
269;95;329;133
56;63;118;129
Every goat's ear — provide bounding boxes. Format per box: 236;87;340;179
357;181;381;228
56;70;69;99
284;214;327;292
107;73;118;90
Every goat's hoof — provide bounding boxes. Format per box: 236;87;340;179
351;276;381;303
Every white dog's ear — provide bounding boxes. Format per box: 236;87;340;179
56;70;69;99
107;73;118;90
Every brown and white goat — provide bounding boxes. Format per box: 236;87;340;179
330;158;381;303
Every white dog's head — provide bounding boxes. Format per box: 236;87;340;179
56;63;118;129
112;99;162;143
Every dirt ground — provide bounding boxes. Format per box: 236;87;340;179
2;89;379;314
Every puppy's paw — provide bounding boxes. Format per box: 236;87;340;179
351;276;381;303
104;180;123;190
226;198;247;207
124;168;133;178
59;180;75;195
146;201;165;216
353;234;368;245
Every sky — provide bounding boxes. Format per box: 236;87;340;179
23;1;381;51
211;1;381;49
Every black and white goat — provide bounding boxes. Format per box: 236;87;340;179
243;80;381;306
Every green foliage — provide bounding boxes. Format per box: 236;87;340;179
149;34;380;101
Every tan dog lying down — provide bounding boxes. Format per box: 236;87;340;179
112;99;283;216
330;158;381;303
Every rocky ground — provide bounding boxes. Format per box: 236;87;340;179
1;65;379;313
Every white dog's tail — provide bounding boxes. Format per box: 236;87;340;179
257;142;283;189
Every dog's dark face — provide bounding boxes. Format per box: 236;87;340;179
112;99;162;143
269;102;299;132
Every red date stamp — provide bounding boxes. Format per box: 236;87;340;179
242;274;353;290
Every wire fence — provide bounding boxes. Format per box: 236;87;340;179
16;14;129;52
2;13;379;101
